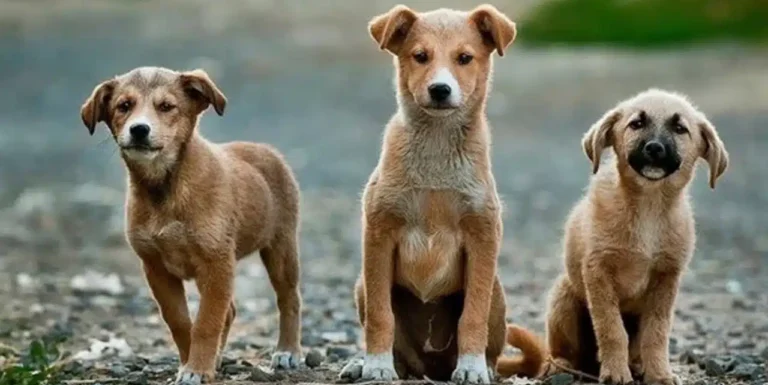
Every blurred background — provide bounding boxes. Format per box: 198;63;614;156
0;0;766;383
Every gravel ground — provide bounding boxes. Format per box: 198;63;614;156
0;2;766;384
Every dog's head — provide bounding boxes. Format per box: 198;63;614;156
80;66;226;168
368;4;516;118
583;89;728;189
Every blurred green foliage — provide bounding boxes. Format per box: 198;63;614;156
520;0;768;47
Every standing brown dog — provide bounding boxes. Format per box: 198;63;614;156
339;5;516;384
80;67;303;384
497;89;728;385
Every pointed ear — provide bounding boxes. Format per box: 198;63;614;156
698;118;728;189
583;108;622;174
469;4;517;57
368;5;419;54
80;79;116;135
180;69;227;116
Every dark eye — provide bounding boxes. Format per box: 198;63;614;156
116;101;132;113
673;123;688;134
413;51;428;64
457;53;474;65
158;102;175;113
629;119;644;129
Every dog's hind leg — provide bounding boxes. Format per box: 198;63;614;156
260;231;302;370
544;275;594;377
216;301;237;368
142;260;192;365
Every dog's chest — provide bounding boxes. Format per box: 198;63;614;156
128;216;203;279
394;190;466;302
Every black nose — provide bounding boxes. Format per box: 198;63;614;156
643;141;666;160
129;124;150;141
428;83;452;102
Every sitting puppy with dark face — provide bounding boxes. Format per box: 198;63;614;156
80;67;302;384
498;89;728;385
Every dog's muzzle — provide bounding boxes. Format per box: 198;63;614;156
628;139;681;181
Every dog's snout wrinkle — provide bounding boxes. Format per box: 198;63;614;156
130;123;151;141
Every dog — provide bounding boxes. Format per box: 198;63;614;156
497;89;729;385
80;67;303;384
338;4;516;384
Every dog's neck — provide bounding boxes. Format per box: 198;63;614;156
124;134;212;206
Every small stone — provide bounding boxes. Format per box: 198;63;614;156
732;298;756;310
692;380;710;385
546;373;575;385
248;366;275;382
731;363;762;381
305;349;324;368
326;346;354;359
326;353;340;363
109;364;130;377
704;358;727;376
220;356;237;367
681;349;703;365
125;372;148;385
222;364;251;375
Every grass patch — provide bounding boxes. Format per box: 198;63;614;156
0;340;64;385
520;0;768;47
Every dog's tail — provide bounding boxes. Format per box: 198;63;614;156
496;324;547;378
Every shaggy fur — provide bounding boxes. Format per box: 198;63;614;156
80;67;302;384
339;5;516;385
498;89;728;385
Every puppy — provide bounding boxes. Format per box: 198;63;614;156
80;67;303;384
339;5;516;384
497;89;728;385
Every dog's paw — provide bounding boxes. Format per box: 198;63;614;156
338;357;363;381
176;367;207;385
451;354;491;384
599;362;634;385
271;350;301;370
644;373;681;385
360;352;398;381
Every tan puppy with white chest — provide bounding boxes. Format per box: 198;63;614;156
339;4;516;384
80;67;302;384
498;89;728;385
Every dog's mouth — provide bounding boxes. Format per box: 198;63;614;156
120;144;164;153
628;158;681;181
421;103;459;116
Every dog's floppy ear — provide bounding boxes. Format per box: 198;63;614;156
80;79;116;135
368;5;418;54
698;118;728;189
180;69;227;116
583;108;622;174
469;4;517;57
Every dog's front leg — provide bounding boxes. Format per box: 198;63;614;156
143;261;192;364
360;220;398;381
453;213;500;385
177;257;235;384
583;253;633;385
639;271;681;385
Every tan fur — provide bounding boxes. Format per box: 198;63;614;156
498;89;728;385
350;4;516;383
80;67;302;382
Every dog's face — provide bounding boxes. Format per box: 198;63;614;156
583;89;729;189
80;66;226;167
368;5;516;117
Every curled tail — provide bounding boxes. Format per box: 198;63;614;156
496;324;547;378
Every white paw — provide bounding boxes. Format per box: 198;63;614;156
271;350;301;370
176;368;203;385
361;352;398;381
451;354;491;384
339;357;363;381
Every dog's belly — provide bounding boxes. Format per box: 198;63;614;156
395;226;464;302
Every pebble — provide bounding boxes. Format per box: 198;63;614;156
305;349;324;368
704;357;727;376
222;364;251;375
125;372;148;385
681;349;704;365
731;363;763;381
545;373;575;385
109;363;130;377
248;366;275;382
